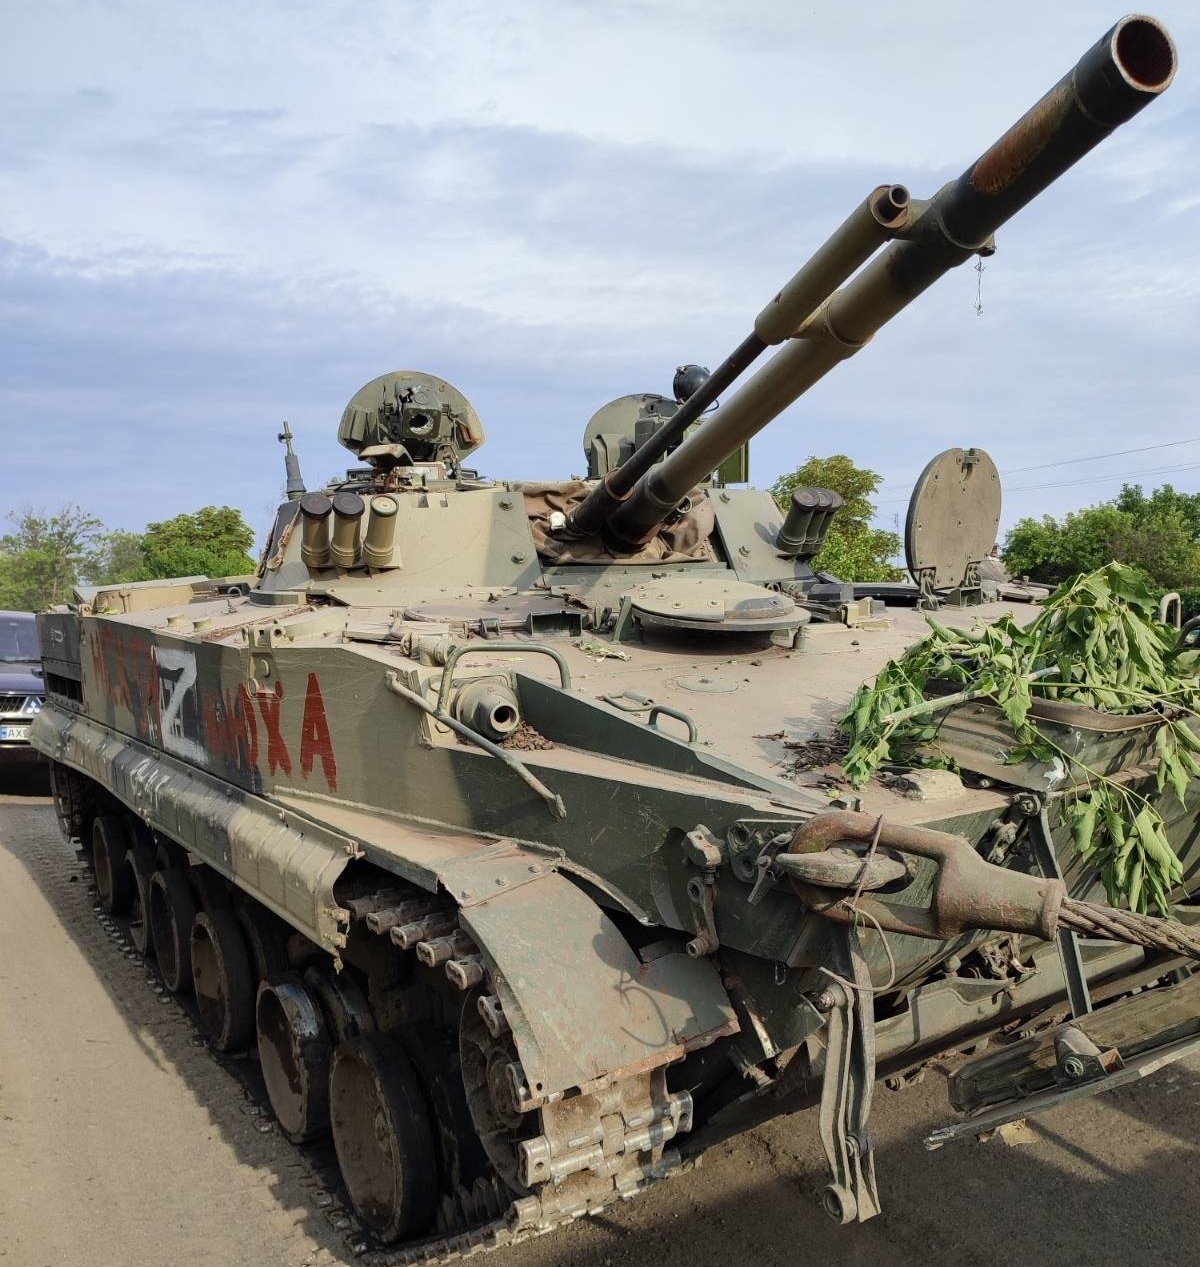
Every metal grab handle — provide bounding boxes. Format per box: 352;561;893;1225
599;691;699;745
435;641;572;715
1160;592;1182;630
647;705;698;745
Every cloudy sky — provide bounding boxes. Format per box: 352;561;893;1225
1;1;1197;552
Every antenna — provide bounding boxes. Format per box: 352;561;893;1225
278;421;307;501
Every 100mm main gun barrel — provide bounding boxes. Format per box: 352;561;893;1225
603;14;1177;551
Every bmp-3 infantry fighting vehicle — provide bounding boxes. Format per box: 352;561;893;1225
33;15;1199;1258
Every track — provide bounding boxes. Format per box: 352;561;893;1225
2;786;1199;1267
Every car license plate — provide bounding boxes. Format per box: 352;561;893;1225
0;725;30;741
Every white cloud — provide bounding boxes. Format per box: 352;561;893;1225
0;0;1197;541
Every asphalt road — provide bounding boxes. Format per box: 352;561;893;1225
1;777;1196;1267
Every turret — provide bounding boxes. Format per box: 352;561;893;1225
338;371;486;477
567;14;1175;552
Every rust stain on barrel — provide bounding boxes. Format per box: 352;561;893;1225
971;82;1073;195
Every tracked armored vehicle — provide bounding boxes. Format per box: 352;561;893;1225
33;15;1200;1258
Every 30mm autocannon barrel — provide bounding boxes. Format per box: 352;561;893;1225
565;185;912;539
601;14;1176;551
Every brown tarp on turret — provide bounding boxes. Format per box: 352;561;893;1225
519;481;718;565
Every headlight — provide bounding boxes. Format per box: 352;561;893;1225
21;696;42;715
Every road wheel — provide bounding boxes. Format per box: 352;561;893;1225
304;964;376;1044
92;815;133;915
50;762;89;843
154;838;188;872
256;977;332;1143
191;909;256;1052
149;869;198;993
330;1034;438;1243
236;898;290;983
188;865;231;912
126;847;157;957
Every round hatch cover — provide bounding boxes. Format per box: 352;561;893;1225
626;576;807;633
404;595;571;627
904;448;1001;589
673;673;743;693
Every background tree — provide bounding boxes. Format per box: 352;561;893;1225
137;506;257;580
769;454;901;581
1115;483;1200;539
1003;482;1200;599
0;504;105;610
87;529;148;586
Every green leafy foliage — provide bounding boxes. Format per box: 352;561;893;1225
0;504;106;610
1178;588;1200;623
137;506;256;581
1115;483;1200;538
1003;482;1200;593
769;454;901;582
0;503;259;609
840;563;1198;914
88;529;149;587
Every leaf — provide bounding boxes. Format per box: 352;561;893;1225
1155;725;1172;794
1123;614;1164;678
1134;807;1183;884
1127;857;1144;914
924;616;960;644
999;679;1032;733
1103;805;1128;860
1175;740;1200;779
1069;796;1100;858
1146;871;1170;917
1164;747;1190;810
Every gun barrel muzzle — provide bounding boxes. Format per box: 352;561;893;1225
605;15;1176;550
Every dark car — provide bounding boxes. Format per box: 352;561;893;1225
1180;614;1200;651
0;611;44;763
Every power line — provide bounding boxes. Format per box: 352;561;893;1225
877;435;1200;495
1005;461;1200;494
875;459;1200;506
1004;436;1200;475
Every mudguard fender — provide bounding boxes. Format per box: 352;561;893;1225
457;870;738;1102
